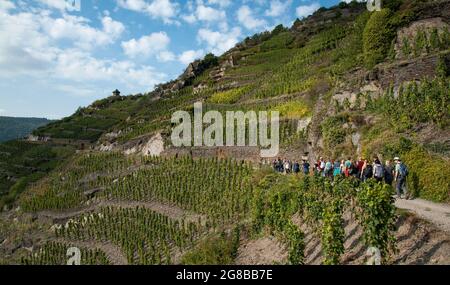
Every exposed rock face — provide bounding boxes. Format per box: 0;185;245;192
26;135;39;142
331;82;382;113
333;91;357;105
152;60;204;95
351;132;362;155
124;133;164;157
297;117;312;133
142;133;165;156
193;83;208;94
394;18;449;59
183;61;201;79
98;142;118;152
26;135;50;142
210;53;236;82
291;5;365;36
376;55;441;89
104;132;120;139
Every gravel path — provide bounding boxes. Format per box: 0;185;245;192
395;198;450;234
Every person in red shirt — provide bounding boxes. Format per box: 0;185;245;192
356;157;364;180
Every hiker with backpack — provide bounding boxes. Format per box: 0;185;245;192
284;159;291;174
325;159;333;178
333;159;341;178
394;157;409;199
373;158;384;183
276;157;283;173
384;160;394;185
293;160;300;174
319;157;326;177
361;159;373;182
356;157;365;180
302;160;310;175
339;159;344;174
344;157;352;177
350;159;358;178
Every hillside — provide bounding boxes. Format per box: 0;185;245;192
0;0;449;265
0;117;52;142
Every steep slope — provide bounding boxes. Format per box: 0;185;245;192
0;0;449;265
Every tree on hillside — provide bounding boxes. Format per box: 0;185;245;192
363;9;395;68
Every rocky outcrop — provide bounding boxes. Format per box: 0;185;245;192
124;133;165;157
210;53;236;83
98;142;118;152
291;4;365;36
141;133;165;156
26;135;50;142
331;82;382;113
394;18;449;59
153;60;205;95
297;117;312;133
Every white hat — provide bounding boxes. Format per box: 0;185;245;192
394;157;400;161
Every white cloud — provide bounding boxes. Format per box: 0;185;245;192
121;32;171;58
116;0;147;11
36;0;66;11
0;109;5;114
296;2;320;19
182;3;226;24
117;0;179;24
265;0;292;17
157;51;176;62
178;50;204;65
39;15;125;50
0;5;166;91
237;5;267;30
207;0;232;8
244;0;267;6
52;49;166;88
197;27;241;55
54;84;102;98
196;5;226;22
147;0;178;22
182;14;197;24
0;0;15;11
102;16;125;37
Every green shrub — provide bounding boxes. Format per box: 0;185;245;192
403;147;450;203
181;228;241;265
321;116;348;149
363;9;395;68
356;180;397;263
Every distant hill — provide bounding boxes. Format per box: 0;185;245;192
0;116;52;142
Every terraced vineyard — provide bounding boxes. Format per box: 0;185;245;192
16;157;409;265
1;0;449;266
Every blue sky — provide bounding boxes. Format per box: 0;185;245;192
0;0;352;119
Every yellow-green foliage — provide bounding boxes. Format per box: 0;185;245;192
363;130;450;203
403;147;450;203
208;87;250;104
273;100;311;119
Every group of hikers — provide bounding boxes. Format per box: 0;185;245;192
272;156;410;199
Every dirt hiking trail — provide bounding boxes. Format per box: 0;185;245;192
395;198;450;234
